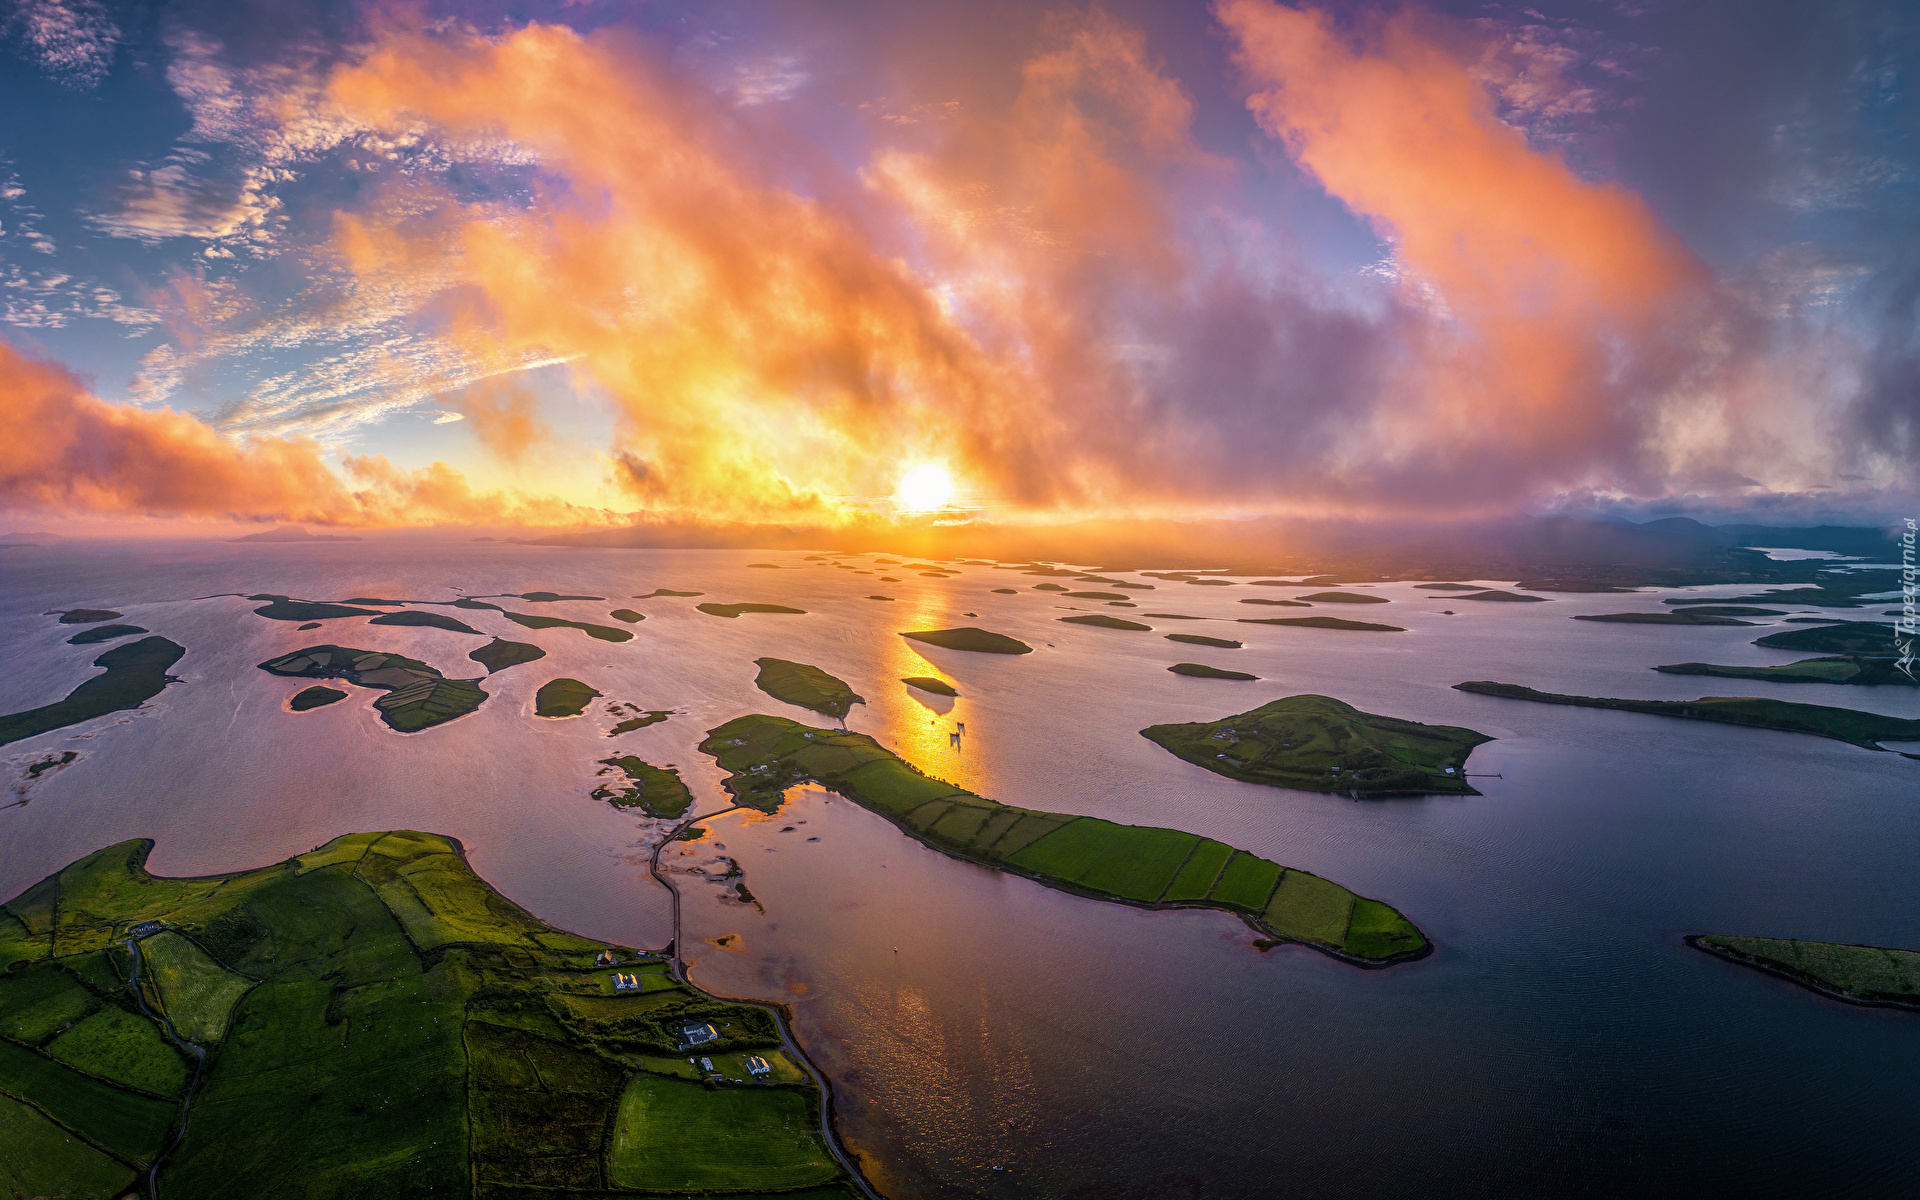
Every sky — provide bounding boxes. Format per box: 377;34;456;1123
0;0;1914;533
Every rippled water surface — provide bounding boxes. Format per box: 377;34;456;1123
4;542;1917;1198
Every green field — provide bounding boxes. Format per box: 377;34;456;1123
698;713;1428;963
1169;663;1258;680
608;1075;838;1191
1692;935;1920;1008
1654;656;1915;686
900;627;1033;654
1141;694;1491;797
754;658;865;719
0;636;186;747
537;677;603;717
1;831;849;1196
1454;681;1920;749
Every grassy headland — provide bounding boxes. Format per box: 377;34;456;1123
1453;681;1920;750
0;637;185;747
1655;657;1916;687
1690;935;1920;1009
753;659;865;720
697;714;1428;965
1142;695;1490;797
0;833;849;1196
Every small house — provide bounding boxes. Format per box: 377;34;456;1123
699;1056;715;1073
746;1056;772;1078
594;950;615;966
681;1022;719;1046
612;973;642;992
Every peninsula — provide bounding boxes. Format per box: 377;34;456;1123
1454;681;1920;750
1690;935;1920;1010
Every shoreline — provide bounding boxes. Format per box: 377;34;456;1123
1685;935;1920;1013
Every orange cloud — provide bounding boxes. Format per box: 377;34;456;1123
0;340;604;526
1217;0;1714;491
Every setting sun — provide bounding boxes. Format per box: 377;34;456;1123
894;462;956;513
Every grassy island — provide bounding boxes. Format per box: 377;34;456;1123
1690;935;1920;1010
367;610;482;634
1460;590;1549;602
0;833;851;1197
900;627;1033;655
753;659;864;720
1064;591;1127;600
1;637;186;747
1663;606;1786;617
697;714;1428;964
1168;664;1258;680
57;609;124;624
1237;616;1406;632
1296;592;1389;604
518;592;604;602
902;677;959;697
470;638;546;674
536;678;602;718
67;624;146;644
1415;583;1482;591
1168;633;1241;648
1654;656;1915;686
610;609;644;623
1239;598;1309;607
1141;695;1490;797
597;758;695;818
696;603;807;619
1058;614;1152;631
607;706;674;736
634;589;703;598
1454;681;1920;749
1753;622;1898;657
1573;612;1754;626
251;598;381;622
259;646;486;733
503;612;633;641
290;685;347;711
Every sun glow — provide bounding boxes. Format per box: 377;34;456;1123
894;462;957;514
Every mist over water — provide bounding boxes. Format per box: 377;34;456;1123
4;542;1918;1198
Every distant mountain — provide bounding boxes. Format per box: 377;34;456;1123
0;531;62;545
1638;518;1897;557
229;526;362;543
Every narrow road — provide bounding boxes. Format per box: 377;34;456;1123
647;804;883;1200
123;936;208;1200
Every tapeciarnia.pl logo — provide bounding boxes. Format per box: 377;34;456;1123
1898;518;1916;682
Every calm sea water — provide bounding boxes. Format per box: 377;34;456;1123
3;541;1917;1198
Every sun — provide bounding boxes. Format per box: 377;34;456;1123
894;462;956;514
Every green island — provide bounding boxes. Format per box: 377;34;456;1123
1032;583;1069;592
867;595;894;601
258;646;487;733
1168;633;1241;648
1239;598;1309;607
1;637;186;748
1238;616;1405;633
1296;592;1389;604
250;597;382;622
1141;695;1490;797
696;604;808;619
1453;681;1920;750
1659;605;1786;617
753;659;864;720
1143;612;1208;620
57;609;123;624
1064;591;1126;600
1689;935;1920;1010
634;589;703;599
902;677;959;697
67;624;146;645
470;638;547;674
900;627;1033;655
0;833;852;1197
596;757;695;818
1753;621;1898;656
536;678;602;718
1573;611;1754;626
1655;656;1915;687
1168;664;1258;681
607;707;674;736
1459;590;1549;602
516;592;605;602
1058;614;1151;631
343;597;403;606
454;599;634;642
367;610;482;634
609;609;644;623
697;714;1428;965
289;685;347;711
1414;583;1483;591
991;588;1018;594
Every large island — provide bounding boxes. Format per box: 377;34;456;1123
0;833;858;1197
